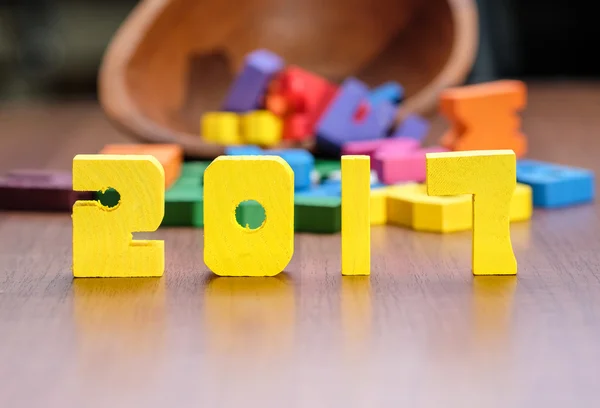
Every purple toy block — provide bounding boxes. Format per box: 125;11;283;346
391;114;430;141
222;49;284;113
368;81;404;106
0;169;93;212
315;78;396;155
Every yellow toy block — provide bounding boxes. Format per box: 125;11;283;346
369;185;406;225
370;188;388;225
201;112;242;145
204;156;294;276
242;110;283;147
426;150;517;276
388;183;472;232
72;155;165;277
342;155;370;276
387;183;532;233
510;184;533;221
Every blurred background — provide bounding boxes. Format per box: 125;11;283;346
0;0;597;102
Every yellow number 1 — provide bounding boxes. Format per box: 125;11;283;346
426;150;517;276
72;155;165;277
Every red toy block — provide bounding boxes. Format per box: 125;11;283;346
282;115;310;141
266;66;338;142
0;169;93;212
373;146;448;184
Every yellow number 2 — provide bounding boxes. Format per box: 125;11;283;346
72;155;165;278
426;150;517;276
204;156;294;277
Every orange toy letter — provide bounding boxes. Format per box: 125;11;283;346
440;80;527;158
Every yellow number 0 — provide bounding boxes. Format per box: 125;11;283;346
204;156;294;277
426;150;517;276
72;155;165;277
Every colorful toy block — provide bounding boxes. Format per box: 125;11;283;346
387;183;532;232
370;181;387;189
222;49;284;112
391;114;430;141
99;143;183;188
342;156;370;275
268;149;314;191
179;161;211;183
510;184;533;221
0;169;93;212
368;81;404;106
374;146;448;184
163;180;203;227
225;145;263;156
426;150;517;276
370;187;396;226
440;80;527;157
296;180;342;198
72;155;165;277
310;170;321;185
266;66;338;141
341;137;420;166
225;146;314;191
315;78;396;155
296;173;382;199
387;183;472;232
294;196;341;233
204;156;294;277
325;170;342;181
281;115;311;142
162;162;206;227
516;159;595;208
241;110;283;147
201;112;242;145
314;159;341;181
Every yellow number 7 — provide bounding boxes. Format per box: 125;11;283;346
72;155;165;277
426;150;517;276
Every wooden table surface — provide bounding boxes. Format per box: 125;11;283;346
1;83;600;407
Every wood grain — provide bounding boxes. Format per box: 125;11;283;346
2;83;600;407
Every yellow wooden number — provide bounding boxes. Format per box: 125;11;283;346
72;155;165;277
204;156;294;276
341;155;371;276
426;150;517;276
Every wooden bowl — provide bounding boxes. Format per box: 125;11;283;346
99;0;478;158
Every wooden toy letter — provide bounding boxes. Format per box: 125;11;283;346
426;150;517;276
72;155;165;277
204;156;294;277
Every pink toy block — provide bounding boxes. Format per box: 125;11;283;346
342;138;420;168
374;146;449;184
